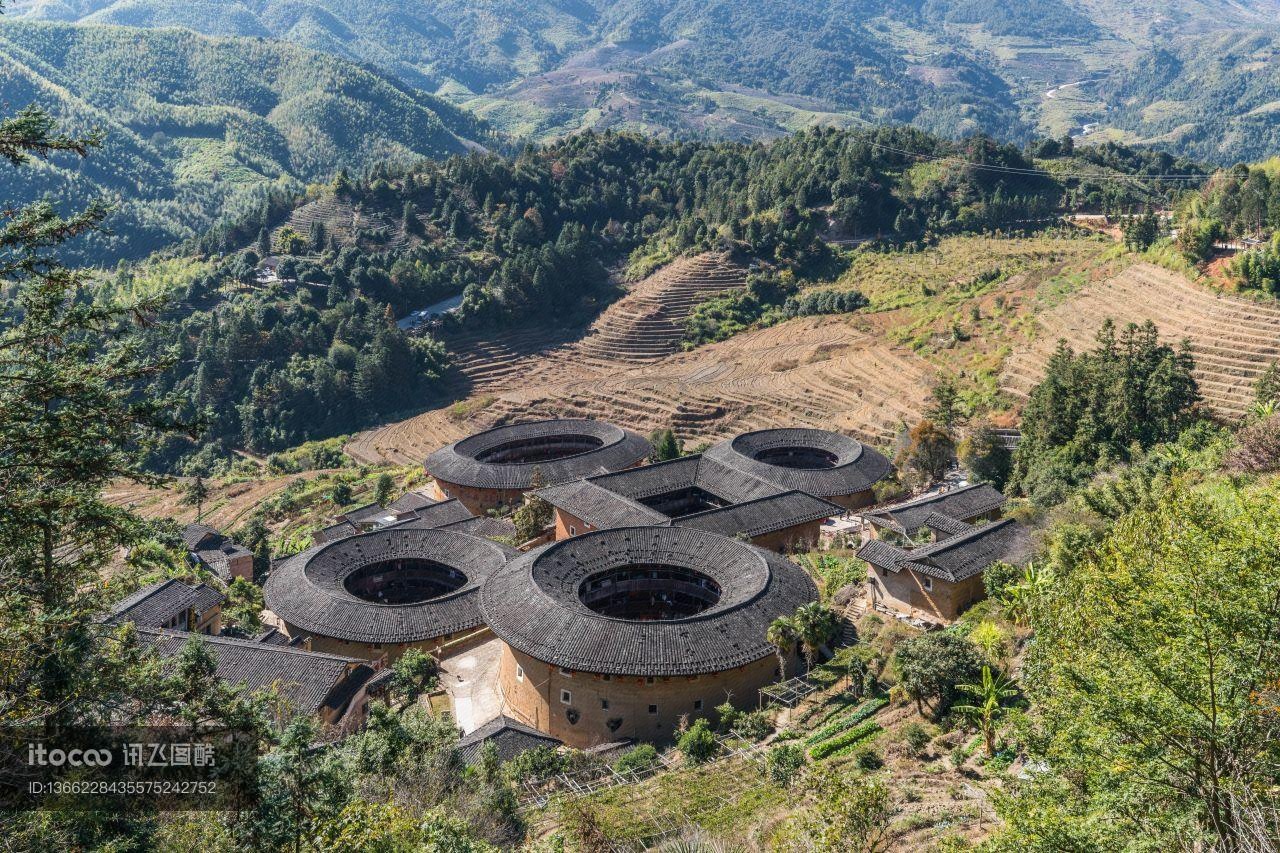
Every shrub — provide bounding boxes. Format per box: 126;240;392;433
714;701;740;733
853;746;884;770
732;709;772;741
504;745;565;783
766;743;806;786
903;722;932;757
613;744;659;775
677;719;720;765
983;560;1022;601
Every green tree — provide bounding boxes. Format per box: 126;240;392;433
898;420;954;487
959;424;1012;489
373;472;395;506
894;631;983;717
926;375;967;436
330;481;353;506
1;98;181;730
390;648;439;710
767;615;801;681
1011;320;1198;506
182;475;210;520
273;226;308;256
649;428;683;462
766;742;806;786
1255;361;1280;406
513;467;553;543
1122;210;1160;251
953;665;1017;757
999;480;1280;849
223;577;264;635
677;717;720;764
792;602;839;672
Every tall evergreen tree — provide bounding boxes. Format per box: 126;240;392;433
1;96;183;727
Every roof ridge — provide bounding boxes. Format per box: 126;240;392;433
910;517;1016;558
138;627;366;663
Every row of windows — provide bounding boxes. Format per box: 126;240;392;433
558;666;669;685
557;689;705;714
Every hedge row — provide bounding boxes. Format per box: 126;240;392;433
810;721;881;760
805;697;888;746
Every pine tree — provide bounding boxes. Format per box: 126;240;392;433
1;101;182;727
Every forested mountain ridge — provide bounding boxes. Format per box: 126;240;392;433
129;127;1200;473
9;0;1280;156
0;19;496;260
1095;30;1280;164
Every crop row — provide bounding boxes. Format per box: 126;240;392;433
810;721;882;760
805;696;888;746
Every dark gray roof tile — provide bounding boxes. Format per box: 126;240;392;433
480;527;817;677
424;419;651;490
864;483;1007;536
143;629;369;717
673;491;842;538
457;715;562;764
109;579;199;629
265;528;516;644
703;429;891;498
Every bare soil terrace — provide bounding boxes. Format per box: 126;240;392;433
347;243;1280;468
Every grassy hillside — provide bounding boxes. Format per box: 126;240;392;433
11;0;1280;154
0;19;494;261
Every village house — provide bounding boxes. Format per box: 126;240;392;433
183;522;254;582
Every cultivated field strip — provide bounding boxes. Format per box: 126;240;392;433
439;252;751;393
1001;263;1280;419
347;311;931;466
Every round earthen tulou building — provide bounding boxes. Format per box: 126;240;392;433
423;419;653;513
702;427;892;510
264;527;516;660
480;526;817;748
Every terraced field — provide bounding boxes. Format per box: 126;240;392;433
1002;263;1280;420
348;245;1280;469
439;252;750;391
348;308;931;465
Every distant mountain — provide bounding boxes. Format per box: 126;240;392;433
9;0;1280;154
0;19;494;260
1094;30;1280;163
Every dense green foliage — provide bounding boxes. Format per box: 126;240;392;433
1011;319;1199;506
1097;31;1280;164
683;270;869;346
132;127;1186;470
0;19;493;261
997;479;1280;849
0;97;181;730
893;631;984;716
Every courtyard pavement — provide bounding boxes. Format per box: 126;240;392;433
439;637;504;733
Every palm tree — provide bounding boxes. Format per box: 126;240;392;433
793;602;839;673
766;616;800;681
953;665;1018;758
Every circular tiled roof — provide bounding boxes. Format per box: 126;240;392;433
480;526;817;676
702;428;891;497
265;528;516;644
424;419;652;491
